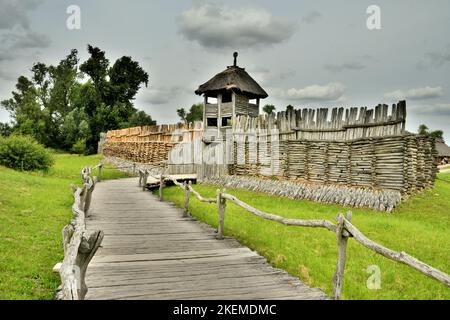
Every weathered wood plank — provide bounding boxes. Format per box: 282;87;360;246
84;177;328;300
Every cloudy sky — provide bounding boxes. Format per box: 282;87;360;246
1;0;449;140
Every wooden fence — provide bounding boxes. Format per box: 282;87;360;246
234;100;407;141
139;169;450;300
53;164;104;300
104;122;203;166
231;134;437;194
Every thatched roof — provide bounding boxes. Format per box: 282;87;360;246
436;141;450;157
195;65;268;99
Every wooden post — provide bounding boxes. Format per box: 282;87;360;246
79;184;88;211
183;181;191;217
83;177;96;216
133;163;136;175
332;211;352;300
159;174;164;201
217;189;226;239
98;164;103;182
142;170;149;191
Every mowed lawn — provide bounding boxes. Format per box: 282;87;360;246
0;154;127;299
162;173;450;300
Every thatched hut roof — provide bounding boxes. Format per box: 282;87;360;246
436;140;450;157
195;65;268;99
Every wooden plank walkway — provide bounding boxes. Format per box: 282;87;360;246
84;177;328;300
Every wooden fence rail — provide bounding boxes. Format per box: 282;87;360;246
139;170;450;299
54;164;104;300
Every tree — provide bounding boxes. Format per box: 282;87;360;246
418;124;429;136
79;44;150;152
286;105;294;113
0;45;154;154
263;104;276;115
177;108;187;123
418;124;445;142
0;122;12;137
177;104;203;124
109;56;149;105
127;110;156;127
186;103;203;123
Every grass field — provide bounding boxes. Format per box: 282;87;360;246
0;154;127;300
161;174;450;300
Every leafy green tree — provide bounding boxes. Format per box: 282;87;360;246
418;124;444;142
126;110;156;127
186;103;203;123
286;105;294;113
263;104;276;115
178;104;203;124
1;45;153;154
177;108;187;123
0;122;12;137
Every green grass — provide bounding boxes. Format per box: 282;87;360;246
0;154;128;300
161;174;450;300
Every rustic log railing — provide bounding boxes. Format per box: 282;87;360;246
139;170;450;300
53;165;104;300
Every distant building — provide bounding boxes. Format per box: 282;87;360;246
195;52;268;139
435;139;450;164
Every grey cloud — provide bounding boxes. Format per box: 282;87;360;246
384;86;443;101
139;86;188;105
177;3;296;50
275;82;346;102
0;0;43;30
301;11;322;24
0;50;15;61
9;31;51;49
324;61;366;73
418;48;450;69
324;55;377;73
0;69;15;81
408;103;450;116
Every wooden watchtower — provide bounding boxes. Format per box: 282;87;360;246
195;52;268;137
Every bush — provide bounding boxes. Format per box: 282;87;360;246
71;138;88;155
0;135;54;171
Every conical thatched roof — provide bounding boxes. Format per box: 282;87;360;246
195;65;268;99
436;140;450;157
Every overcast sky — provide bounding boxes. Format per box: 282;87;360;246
1;0;449;140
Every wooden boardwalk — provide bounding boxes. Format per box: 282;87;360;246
84;178;327;300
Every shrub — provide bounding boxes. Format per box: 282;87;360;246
71;138;88;155
0;135;54;171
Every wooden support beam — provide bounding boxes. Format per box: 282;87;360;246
332;211;352;300
217;189;226;240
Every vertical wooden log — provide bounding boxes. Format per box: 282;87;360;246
79;184;88;212
142;170;149;191
332;211;352;300
159;174;164;201
98;164;103;182
216;189;226;239
76;230;104;299
183;181;191;217
83;178;96;216
133;163;136;175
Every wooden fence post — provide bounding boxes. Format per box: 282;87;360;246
79;184;88;211
142;170;149;191
332;211;352;300
183;181;191;217
98;164;103;182
217;189;226;240
133;163;136;175
159;174;164;201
